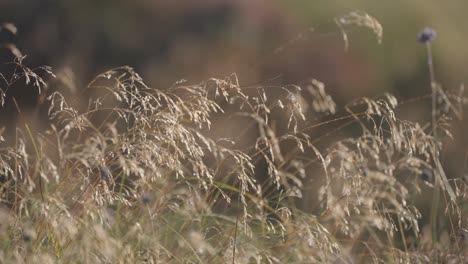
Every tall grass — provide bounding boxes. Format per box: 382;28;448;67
0;12;467;263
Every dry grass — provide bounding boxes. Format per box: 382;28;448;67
0;12;467;263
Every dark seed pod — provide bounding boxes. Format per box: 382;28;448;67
22;233;32;242
452;228;468;245
420;168;434;183
141;192;152;205
357;166;368;177
98;166;113;182
458;228;467;241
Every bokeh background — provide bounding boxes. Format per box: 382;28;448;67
0;0;467;209
1;0;467;97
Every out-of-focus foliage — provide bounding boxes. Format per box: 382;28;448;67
1;1;467;94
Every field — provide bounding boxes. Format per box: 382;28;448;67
0;4;467;264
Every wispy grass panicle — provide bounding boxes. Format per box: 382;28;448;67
0;19;466;263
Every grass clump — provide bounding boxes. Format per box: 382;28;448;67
0;14;467;263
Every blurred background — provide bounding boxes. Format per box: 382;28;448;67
1;0;467;98
0;0;467;207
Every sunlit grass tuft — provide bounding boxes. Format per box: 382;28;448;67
0;13;467;263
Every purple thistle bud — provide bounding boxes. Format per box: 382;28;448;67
418;27;436;43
